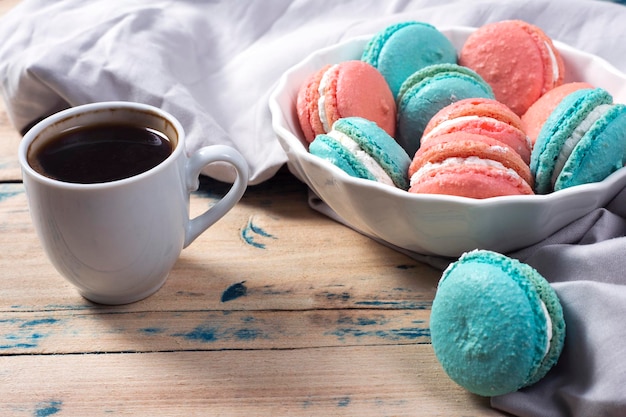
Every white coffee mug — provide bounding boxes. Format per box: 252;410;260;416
18;101;249;305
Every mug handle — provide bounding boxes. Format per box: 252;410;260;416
184;145;249;248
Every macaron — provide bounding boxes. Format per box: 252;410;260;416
396;63;495;157
422;98;532;164
430;250;566;397
361;21;457;98
530;87;626;194
522;82;594;145
309;117;411;189
296;60;396;143
408;132;533;198
459;20;565;116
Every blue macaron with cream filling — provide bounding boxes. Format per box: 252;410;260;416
396;63;495;157
530;87;626;194
361;21;457;98
430;250;566;397
309;117;411;189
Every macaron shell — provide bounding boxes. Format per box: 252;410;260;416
531;88;613;194
409;132;532;186
333;117;411;189
396;64;494;157
460;20;564;116
421;116;531;164
522;82;595;145
555;103;626;191
361;21;457;97
322;61;396;138
408;163;534;198
296;64;331;143
431;251;550;396
424;97;524;134
520;20;564;93
516;261;566;387
309;133;377;181
396;63;489;101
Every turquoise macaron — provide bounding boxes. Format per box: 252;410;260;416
430;250;566;397
396;63;494;157
530;87;626;194
361;21;457;98
309;117;411;189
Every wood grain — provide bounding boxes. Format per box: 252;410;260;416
0;0;509;415
2;346;503;417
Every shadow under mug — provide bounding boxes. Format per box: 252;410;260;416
18;101;249;305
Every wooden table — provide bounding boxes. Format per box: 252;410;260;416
0;1;507;415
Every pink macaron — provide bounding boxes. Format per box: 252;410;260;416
522;82;594;145
296;60;396;143
459;20;565;116
421;98;531;164
408;132;534;198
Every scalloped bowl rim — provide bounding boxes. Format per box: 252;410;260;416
269;26;626;256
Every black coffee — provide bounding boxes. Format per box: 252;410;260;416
28;123;173;184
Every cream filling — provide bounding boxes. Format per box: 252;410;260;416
422;115;532;150
539;300;553;356
327;130;395;186
317;65;337;132
544;40;561;86
422;115;487;145
409;156;523;186
551;104;612;186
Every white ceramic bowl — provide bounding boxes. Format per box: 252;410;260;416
269;26;626;257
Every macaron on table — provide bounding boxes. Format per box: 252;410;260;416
430;250;565;397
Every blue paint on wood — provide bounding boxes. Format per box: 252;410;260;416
177;325;218;342
336;315;388;326
20;318;59;328
234;328;259;340
356;317;378;326
324;292;351;302
388;327;431;339
328;326;430;342
241;217;276;249
0;184;23;203
337;397;351;407
1;342;37;349
1;317;61;350
140;327;164;334
173;324;267;343
221;281;247;302
35;400;62;417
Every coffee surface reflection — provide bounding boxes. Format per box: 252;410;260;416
28;123;172;183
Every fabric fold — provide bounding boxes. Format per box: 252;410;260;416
2;1;626;415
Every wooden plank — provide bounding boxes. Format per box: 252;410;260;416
0;1;501;414
0;308;429;354
0;345;506;416
0;180;441;314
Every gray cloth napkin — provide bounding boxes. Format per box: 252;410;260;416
2;0;626;415
310;180;626;417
